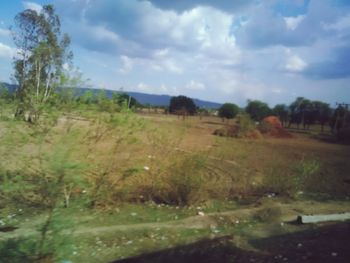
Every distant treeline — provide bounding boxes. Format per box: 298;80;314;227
1;83;349;133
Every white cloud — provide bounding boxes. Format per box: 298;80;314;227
284;15;305;31
285;50;308;72
185;80;205;91
48;0;350;105
161;59;183;74
23;1;43;13
272;89;282;94
0;43;15;58
0;28;11;37
136;82;152;93
119;55;134;74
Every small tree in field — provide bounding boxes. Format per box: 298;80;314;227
218;103;239;122
11;5;72;122
169;95;197;116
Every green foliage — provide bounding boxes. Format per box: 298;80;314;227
261;157;321;197
11;4;72;121
97;89;112;112
294;158;320;194
245;100;272;121
235;113;258;138
82;112;146;207
36;209;75;261
288;97;333;130
0;84;12;102
169;95;197;115
330;105;350;132
0;238;37;263
273;104;288;124
162;154;209;205
113;92;141;109
218;103;239;119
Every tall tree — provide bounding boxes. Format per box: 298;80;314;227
245;100;272;121
273;104;289;126
312;101;332;131
288;97;313;129
169;95;197;116
218;103;239;121
11;5;72;121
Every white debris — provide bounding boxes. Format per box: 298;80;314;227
144;166;150;171
197;211;205;216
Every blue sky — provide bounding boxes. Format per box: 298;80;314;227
0;0;349;106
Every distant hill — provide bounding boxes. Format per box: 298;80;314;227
1;82;17;93
124;91;221;109
1;83;222;109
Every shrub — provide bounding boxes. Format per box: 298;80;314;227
218;103;239;120
0;238;37;263
120;151;239;206
162;154;208;205
124;154;210;206
294;158;320;194
235;114;261;138
260;157;321;198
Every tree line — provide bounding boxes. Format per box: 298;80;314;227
168;95;349;133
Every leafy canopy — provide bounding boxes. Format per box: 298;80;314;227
218;103;239;119
169;95;197;115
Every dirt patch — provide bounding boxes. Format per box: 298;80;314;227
259;116;293;138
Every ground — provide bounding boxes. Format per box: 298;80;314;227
0;111;349;262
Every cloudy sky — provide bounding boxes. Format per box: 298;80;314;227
0;0;349;106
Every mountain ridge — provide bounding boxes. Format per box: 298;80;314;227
1;83;222;109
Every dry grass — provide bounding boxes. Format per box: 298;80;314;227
134;113;350;199
1;112;349;210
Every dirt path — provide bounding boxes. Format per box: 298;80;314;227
1;199;349;241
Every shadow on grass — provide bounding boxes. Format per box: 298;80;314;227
111;222;350;263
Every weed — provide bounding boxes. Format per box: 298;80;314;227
294;157;320;195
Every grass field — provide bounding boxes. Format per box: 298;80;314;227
1;109;349;262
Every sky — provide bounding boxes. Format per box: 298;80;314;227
0;0;349;106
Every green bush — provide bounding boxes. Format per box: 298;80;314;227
235;114;259;138
163;155;208;205
0;238;37;263
218;103;239;120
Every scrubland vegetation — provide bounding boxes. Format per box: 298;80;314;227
1;4;350;263
1;96;350;262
